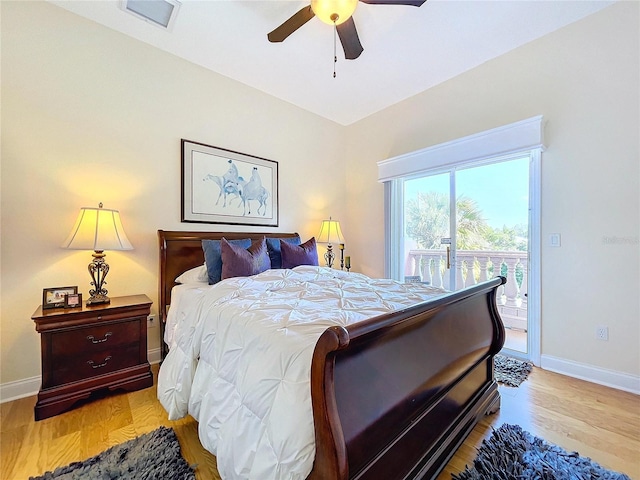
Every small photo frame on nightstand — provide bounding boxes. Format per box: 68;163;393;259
64;293;83;309
42;286;78;310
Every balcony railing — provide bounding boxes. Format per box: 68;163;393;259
406;249;528;331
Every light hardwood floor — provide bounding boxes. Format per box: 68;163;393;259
1;365;638;480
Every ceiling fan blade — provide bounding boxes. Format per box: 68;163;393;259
268;6;315;43
359;0;426;6
337;17;364;60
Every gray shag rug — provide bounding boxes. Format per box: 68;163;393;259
453;424;631;480
495;354;533;387
29;426;195;480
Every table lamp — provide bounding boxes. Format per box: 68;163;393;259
316;216;344;268
61;202;133;305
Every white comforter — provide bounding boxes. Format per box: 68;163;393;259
157;266;446;480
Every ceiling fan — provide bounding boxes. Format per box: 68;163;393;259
267;0;427;60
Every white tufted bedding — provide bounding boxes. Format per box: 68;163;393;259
157;266;446;480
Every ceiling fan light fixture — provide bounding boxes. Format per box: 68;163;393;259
311;0;358;25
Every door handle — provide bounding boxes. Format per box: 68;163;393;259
446;246;451;269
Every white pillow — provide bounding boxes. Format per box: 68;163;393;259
175;264;208;284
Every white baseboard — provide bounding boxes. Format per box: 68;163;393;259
0;347;163;404
147;347;162;365
541;354;640;394
0;375;41;404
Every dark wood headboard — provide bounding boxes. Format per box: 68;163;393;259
157;230;299;358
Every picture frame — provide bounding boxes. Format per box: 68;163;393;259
43;286;78;310
64;293;83;309
181;139;279;227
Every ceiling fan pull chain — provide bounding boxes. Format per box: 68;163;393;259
333;21;337;78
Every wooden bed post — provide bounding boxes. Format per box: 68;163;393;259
309;326;350;480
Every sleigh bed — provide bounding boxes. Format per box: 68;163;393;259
157;230;506;480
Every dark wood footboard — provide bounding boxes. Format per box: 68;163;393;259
309;276;506;480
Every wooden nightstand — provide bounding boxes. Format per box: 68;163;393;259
31;294;153;420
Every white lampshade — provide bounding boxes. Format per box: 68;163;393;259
62;203;133;252
311;0;358;25
317;217;345;245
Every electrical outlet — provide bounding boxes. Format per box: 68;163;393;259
147;314;157;328
596;326;608;341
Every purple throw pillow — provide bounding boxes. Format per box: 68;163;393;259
266;236;301;268
202;238;251;284
281;237;319;269
221;237;271;280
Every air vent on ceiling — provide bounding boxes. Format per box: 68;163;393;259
119;0;181;31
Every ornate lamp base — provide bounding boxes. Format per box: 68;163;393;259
324;244;335;269
87;251;111;305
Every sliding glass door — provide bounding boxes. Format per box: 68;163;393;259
381;116;543;363
400;156;531;354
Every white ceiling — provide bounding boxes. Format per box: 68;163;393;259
49;0;615;126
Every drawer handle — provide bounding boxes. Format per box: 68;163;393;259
87;356;112;369
86;332;113;344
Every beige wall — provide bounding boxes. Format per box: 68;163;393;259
1;1;638;391
0;1;346;385
344;2;639;377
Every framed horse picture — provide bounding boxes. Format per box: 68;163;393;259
181;140;279;227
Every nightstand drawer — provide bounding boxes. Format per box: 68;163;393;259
52;344;140;385
51;320;141;357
